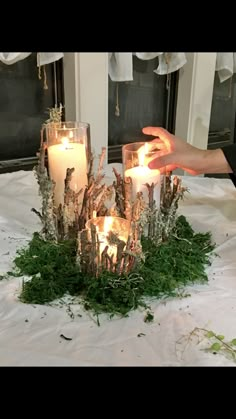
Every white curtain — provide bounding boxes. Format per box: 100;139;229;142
0;52;64;66
2;53;236;84
0;53;31;65
108;52;187;81
216;53;236;83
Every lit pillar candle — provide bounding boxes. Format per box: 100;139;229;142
46;122;89;208
86;216;130;263
47;139;87;207
123;142;161;206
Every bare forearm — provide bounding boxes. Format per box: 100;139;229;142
175;147;233;175
144;126;235;175
196;149;233;174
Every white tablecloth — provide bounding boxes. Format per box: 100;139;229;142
1;169;236;366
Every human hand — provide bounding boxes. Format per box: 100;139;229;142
142;126;203;175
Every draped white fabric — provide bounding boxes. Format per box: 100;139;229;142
36;52;64;66
0;52;236;83
1;53;235;84
108;52;187;81
1;168;236;366
0;52;64;66
0;52;32;65
216;53;236;82
108;52;236;84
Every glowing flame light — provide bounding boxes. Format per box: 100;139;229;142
104;216;113;235
61;136;69;148
138;142;149;166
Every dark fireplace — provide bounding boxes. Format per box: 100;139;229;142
0;53;64;174
108;55;179;163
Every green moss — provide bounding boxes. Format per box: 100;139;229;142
12;216;216;317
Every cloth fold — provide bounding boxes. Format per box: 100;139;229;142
108;53;133;81
154;52;187;75
0;52;31;65
216;53;236;83
36;53;64;66
0;52;64;66
108;52;187;81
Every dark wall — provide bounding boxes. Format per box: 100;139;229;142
108;56;168;146
108;55;178;162
0;53;63;162
208;73;236;149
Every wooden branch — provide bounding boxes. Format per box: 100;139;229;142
64;168;75;205
31;208;42;221
131;192;146;240
87;153;94;188
96;147;106;184
79;229;91;273
115;240;126;274
105;253;114;272
39;127;46;175
145;182;155;238
161;172;172;211
56;204;64;240
113;167;125;217
90;223;98;276
123;176;132;221
78;187;89;231
86;124;92;164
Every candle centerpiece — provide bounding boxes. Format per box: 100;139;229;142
31;105;189;279
11;105;215;319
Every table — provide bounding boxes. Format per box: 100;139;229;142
1;168;236;366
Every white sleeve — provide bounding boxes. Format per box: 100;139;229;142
37;53;64;66
108;53;133;81
0;53;32;65
216;53;234;83
154;53;187;75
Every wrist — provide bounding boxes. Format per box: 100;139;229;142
201;149;233;174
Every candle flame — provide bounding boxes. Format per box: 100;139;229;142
61;136;69;148
104;216;113;234
93;210;97;219
138;142;149;166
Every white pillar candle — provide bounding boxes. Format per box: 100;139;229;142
86;216;130;264
97;217;126;262
124;166;161;206
97;232;127;262
47;141;87;207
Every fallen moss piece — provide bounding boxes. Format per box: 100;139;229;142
144;311;154;323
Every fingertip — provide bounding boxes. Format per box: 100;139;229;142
148;161;155;170
142;127;151;135
142;126;164;137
